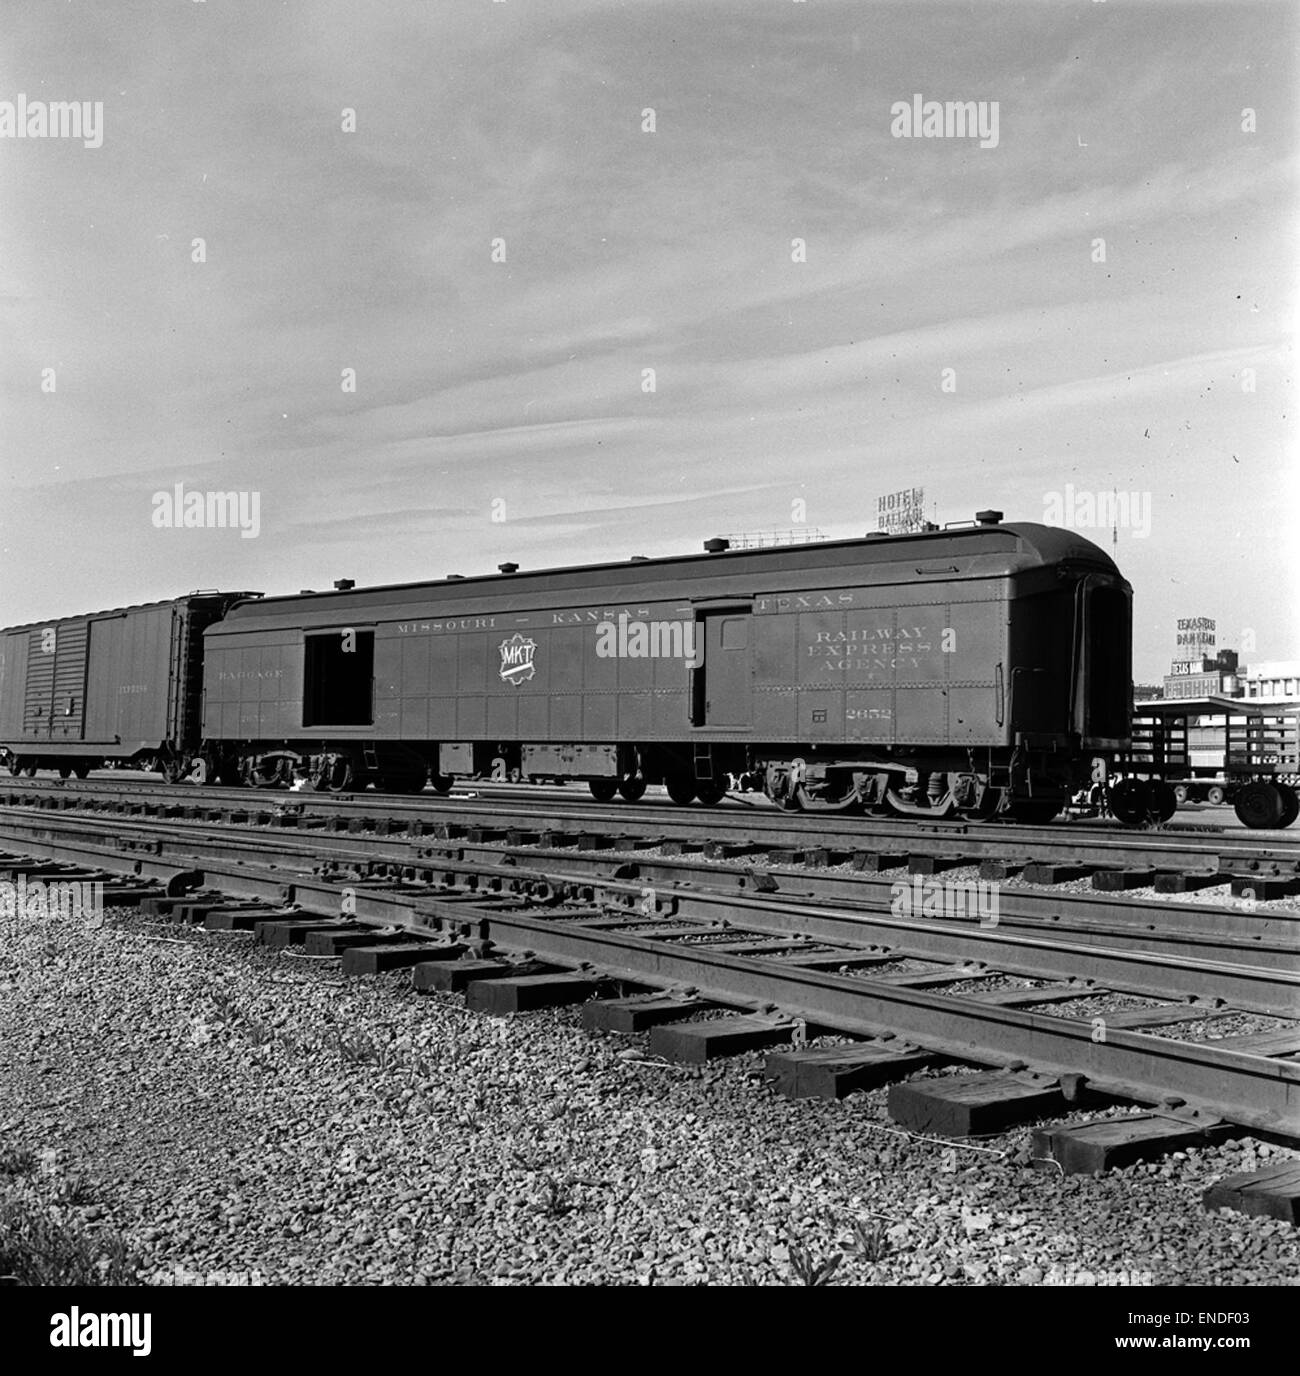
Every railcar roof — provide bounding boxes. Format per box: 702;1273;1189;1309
0;591;259;637
212;521;1121;629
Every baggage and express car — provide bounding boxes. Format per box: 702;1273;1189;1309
195;511;1132;818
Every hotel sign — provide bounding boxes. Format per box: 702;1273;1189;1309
877;487;926;535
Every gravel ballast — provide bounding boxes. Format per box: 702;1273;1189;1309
1;903;1297;1286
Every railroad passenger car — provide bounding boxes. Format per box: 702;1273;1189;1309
196;512;1132;821
0;593;256;781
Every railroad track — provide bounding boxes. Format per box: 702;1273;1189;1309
2;800;1298;1184
3;801;1297;969
7;777;1300;881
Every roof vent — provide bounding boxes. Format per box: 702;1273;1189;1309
703;537;730;554
446;574;465;580
299;589;316;594
864;531;888;539
498;562;519;574
975;509;1003;526
630;555;649;562
333;578;355;591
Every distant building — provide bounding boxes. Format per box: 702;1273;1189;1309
1147;614;1297;707
1239;660;1300;703
1154;650;1299;707
1162;648;1238;701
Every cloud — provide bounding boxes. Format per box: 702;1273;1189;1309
0;0;1295;680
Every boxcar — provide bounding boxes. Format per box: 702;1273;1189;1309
199;512;1131;820
0;593;256;781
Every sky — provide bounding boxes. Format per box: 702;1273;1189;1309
0;0;1295;682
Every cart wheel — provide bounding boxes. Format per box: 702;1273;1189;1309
1234;781;1285;830
694;782;727;806
1108;778;1149;826
617;776;647;802
1277;784;1299;829
58;765;73;780
664;775;697;806
428;773;454;795
73;762;91;779
588;779;618;803
1173;784;1189;806
1148;781;1178;823
1206;785;1225;806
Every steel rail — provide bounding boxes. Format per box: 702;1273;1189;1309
425;842;1300;957
2;814;1296;1135
405;898;1300;1140
1;809;1296;1015
3;805;1298;972
6;778;1299;871
593;886;1299;1017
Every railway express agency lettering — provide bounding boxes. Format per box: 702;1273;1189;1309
807;625;932;674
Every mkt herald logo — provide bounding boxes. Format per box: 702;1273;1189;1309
498;633;537;685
